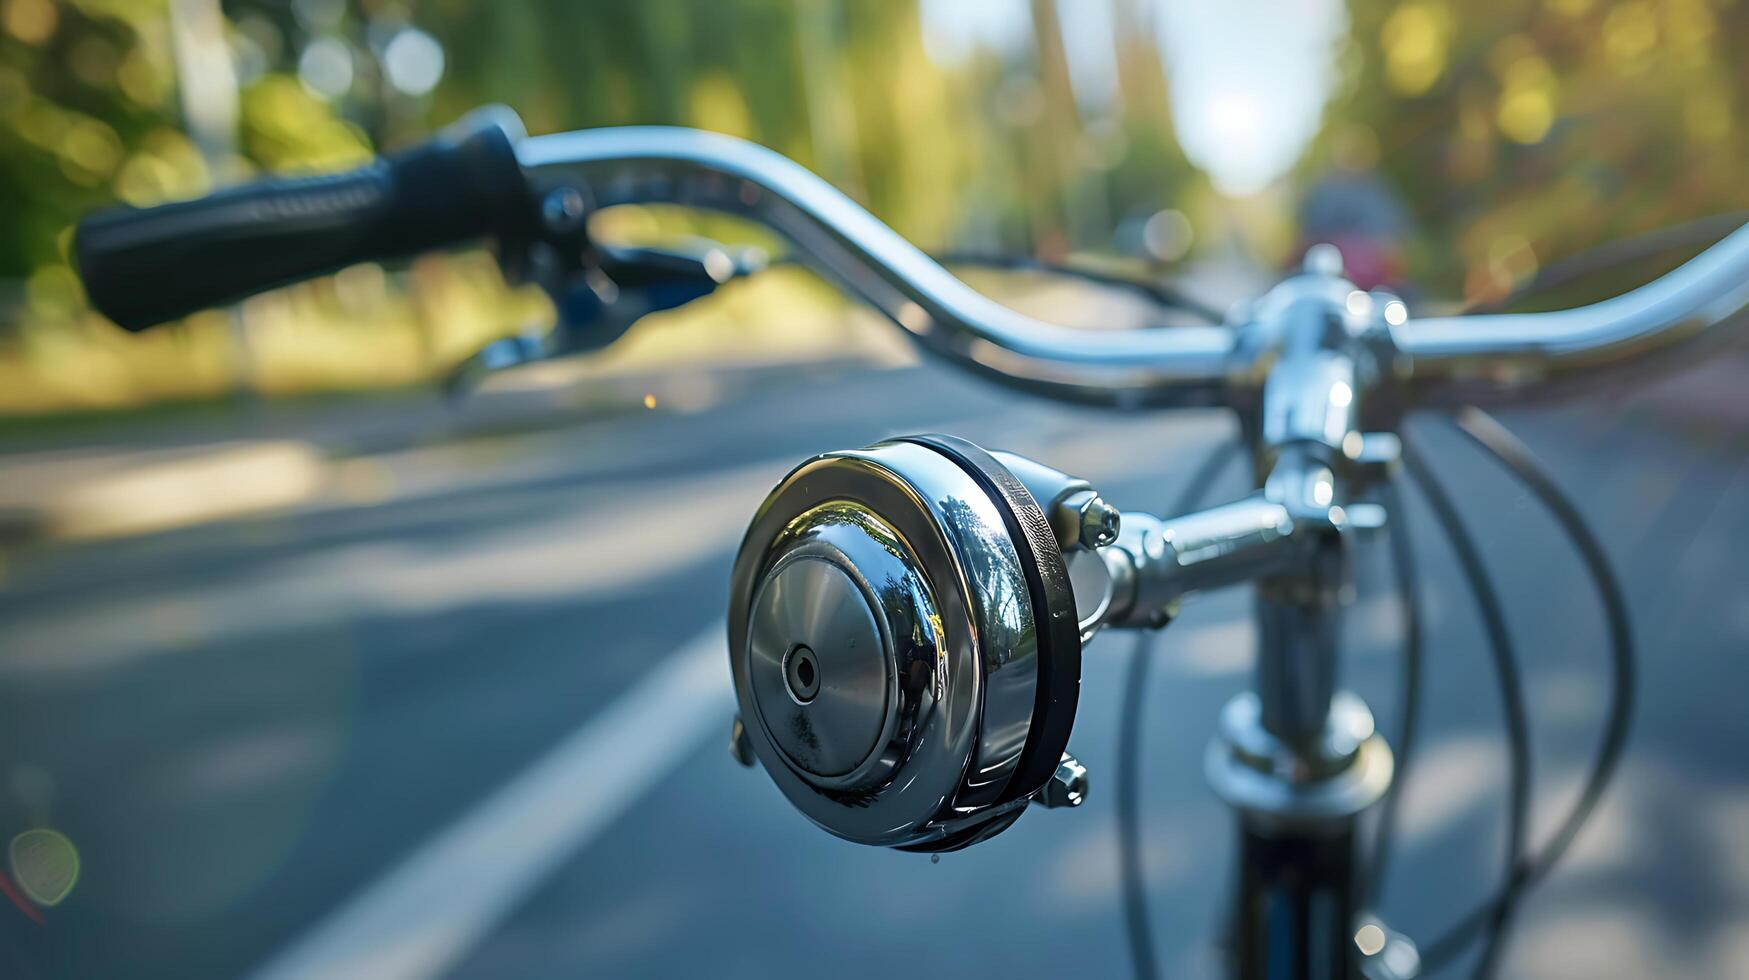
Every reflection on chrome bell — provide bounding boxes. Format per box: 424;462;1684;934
728;434;1082;851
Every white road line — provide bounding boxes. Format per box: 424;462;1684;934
247;622;734;980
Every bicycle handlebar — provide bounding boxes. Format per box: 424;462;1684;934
74;121;529;331
1392;222;1749;403
72;121;1749;406
518;128;1239;406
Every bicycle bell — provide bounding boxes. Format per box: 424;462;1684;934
728;434;1114;851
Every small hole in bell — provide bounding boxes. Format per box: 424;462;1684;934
784;644;821;703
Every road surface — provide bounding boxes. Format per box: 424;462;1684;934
0;353;1746;978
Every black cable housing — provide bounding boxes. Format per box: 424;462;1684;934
933;252;1228;325
1400;439;1535;977
1415;409;1638;974
1365;477;1424;907
1118;438;1241;980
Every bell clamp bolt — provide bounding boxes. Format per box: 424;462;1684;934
988;450;1116;551
729;713;755;768
1038;751;1089;809
1058;490;1121;550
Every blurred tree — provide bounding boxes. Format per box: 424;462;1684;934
0;0;378;312
1106;0;1192;219
1302;0;1749;304
0;0;1210;412
423;0;1194;256
0;0;171;281
3;1;1206;288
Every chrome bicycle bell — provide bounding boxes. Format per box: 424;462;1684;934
728;434;1107;851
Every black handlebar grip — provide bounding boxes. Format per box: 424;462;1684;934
73;123;532;331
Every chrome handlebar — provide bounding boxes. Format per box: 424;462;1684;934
519;126;1749;409
518;128;1238;407
1395;221;1749;404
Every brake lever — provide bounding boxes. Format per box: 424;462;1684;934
563;241;767;340
447;229;767;396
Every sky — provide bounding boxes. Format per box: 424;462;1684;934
918;0;1348;196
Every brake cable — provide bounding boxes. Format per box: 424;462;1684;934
1046;245;1626;977
1414;409;1637;975
1119;438;1242;980
759;249;1228;327
1399;438;1535;977
933;252;1229;326
1365;476;1425;909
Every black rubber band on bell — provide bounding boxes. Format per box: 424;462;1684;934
897;434;1082;807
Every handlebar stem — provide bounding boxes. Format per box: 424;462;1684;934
1095;261;1386;758
1100;494;1303;628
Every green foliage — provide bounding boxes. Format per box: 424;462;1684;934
15;0;1743;411
1305;0;1749;302
0;0;167;274
4;0;1197;283
0;0;1199;412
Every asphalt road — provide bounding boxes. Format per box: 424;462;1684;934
0;353;1745;978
